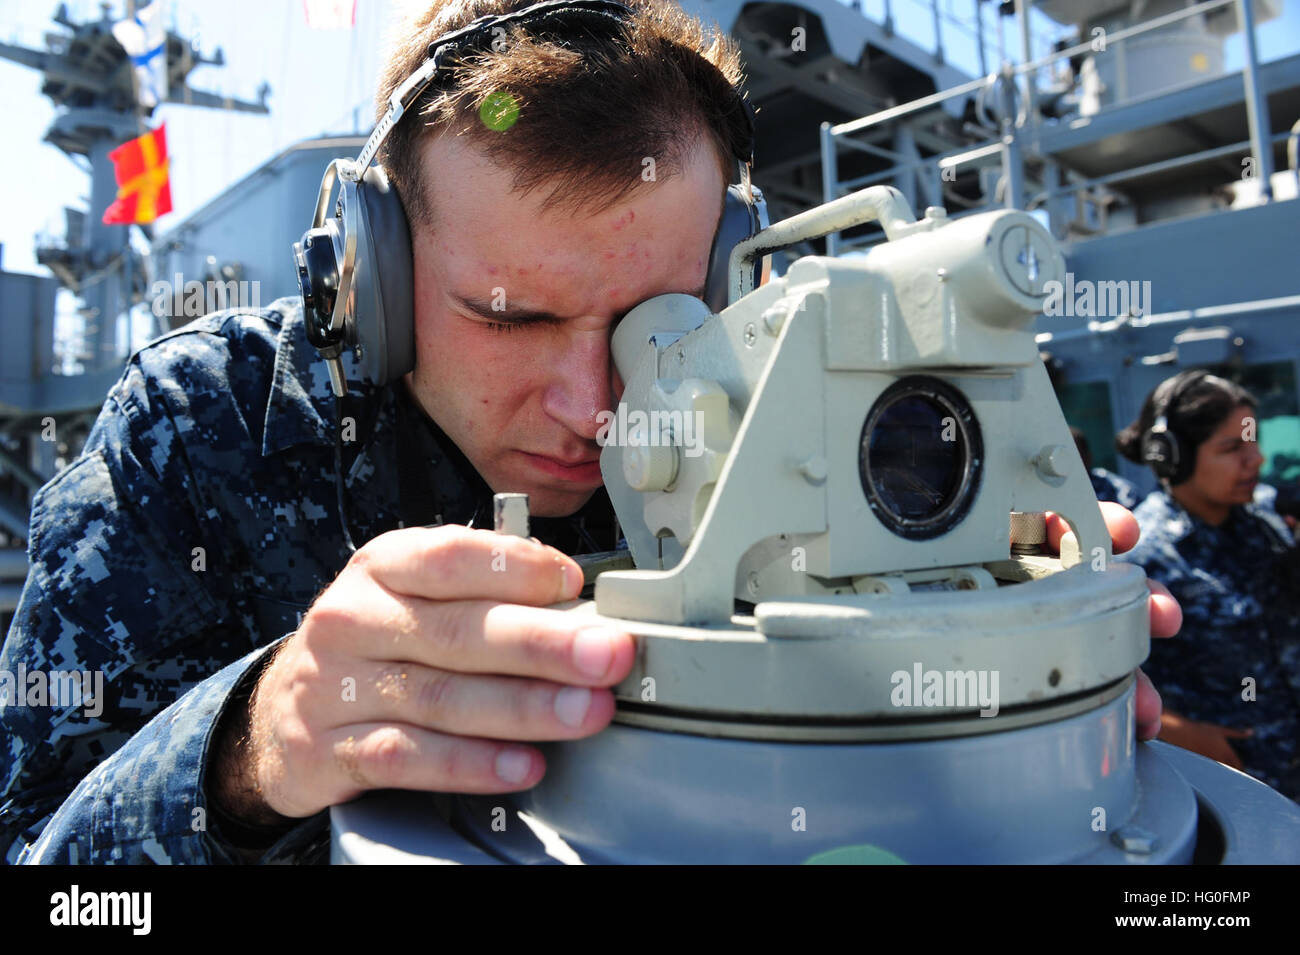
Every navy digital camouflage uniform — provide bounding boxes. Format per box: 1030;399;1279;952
1089;467;1140;510
0;296;617;864
1117;485;1300;800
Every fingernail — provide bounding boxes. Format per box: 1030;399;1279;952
554;687;592;728
495;747;533;785
573;627;618;679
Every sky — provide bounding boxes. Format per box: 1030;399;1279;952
0;0;390;277
1;0;1297;283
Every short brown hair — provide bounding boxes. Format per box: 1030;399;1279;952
375;0;748;225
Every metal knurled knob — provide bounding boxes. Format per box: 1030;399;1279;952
1009;510;1047;554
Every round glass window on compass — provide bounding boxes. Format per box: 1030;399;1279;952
859;376;983;540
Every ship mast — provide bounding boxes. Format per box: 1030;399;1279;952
0;1;269;373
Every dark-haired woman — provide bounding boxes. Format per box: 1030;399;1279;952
1116;370;1300;800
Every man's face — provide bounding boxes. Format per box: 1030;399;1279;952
404;133;726;517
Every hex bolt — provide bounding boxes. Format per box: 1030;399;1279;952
762;305;786;336
798;455;828;486
1033;444;1072;479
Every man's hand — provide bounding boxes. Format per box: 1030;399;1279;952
1044;501;1182;741
214;526;634;823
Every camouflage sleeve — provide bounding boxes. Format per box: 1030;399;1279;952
16;641;300;864
1127;533;1269;629
0;346;293;863
1118;529;1213;624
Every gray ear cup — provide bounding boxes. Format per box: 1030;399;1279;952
351;165;415;388
703;183;767;313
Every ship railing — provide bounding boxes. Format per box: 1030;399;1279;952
848;0;1062;76
820;0;1283;255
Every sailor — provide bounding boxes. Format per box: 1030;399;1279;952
0;0;1182;865
1115;370;1300;800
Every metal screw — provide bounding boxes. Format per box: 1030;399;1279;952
743;322;757;347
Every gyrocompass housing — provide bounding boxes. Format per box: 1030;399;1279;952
332;186;1300;863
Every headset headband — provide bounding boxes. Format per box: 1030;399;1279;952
1153;370;1210;431
350;0;755;179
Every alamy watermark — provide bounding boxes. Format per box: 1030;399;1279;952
50;885;150;935
1042;272;1151;319
150;273;261;319
890;662;999;717
0;665;104;718
595;404;706;458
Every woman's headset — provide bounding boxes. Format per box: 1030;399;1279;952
293;0;767;398
1141;369;1214;485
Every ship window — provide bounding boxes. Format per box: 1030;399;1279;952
1211;361;1300;487
1056;380;1118;473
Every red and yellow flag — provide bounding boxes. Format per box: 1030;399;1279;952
102;124;172;225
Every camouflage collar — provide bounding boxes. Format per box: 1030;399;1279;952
262;298;375;457
1148;487;1272;544
1146;489;1196;543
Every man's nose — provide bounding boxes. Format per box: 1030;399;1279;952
541;330;620;441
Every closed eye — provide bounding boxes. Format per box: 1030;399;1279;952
452;282;710;332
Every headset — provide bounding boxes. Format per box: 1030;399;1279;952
293;0;768;399
1141;369;1214;485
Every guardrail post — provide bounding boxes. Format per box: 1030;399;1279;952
1239;0;1275;200
1014;0;1038;124
931;0;945;64
998;65;1026;208
820;121;840;256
